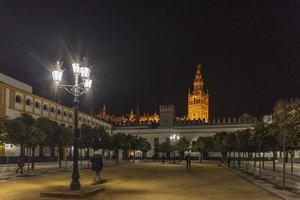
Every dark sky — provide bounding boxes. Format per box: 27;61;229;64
0;0;299;118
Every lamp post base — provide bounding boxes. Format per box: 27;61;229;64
70;180;81;191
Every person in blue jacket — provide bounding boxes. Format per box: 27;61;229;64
90;150;103;184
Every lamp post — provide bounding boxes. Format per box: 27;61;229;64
170;134;180;164
51;58;92;190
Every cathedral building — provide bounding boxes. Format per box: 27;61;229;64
188;64;209;122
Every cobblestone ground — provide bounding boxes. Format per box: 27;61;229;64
0;162;280;200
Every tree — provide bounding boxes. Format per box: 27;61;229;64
130;136;140;161
273;100;300;186
4;118;27;161
26;123;46;169
111;133;126;163
213;132;228;162
140;138;151;159
265;123;281;171
80;124;93;163
176;137;190;160
159;142;172;159
58;125;72;167
192;137;205;162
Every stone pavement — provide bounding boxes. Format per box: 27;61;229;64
227;163;300;200
0;159;118;182
0;162;280;200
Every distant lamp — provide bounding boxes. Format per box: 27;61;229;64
84;79;92;90
72;63;80;74
52;61;63;84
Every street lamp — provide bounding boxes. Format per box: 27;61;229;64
51;57;92;190
170;134;180;164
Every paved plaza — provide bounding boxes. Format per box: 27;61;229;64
0;162;280;200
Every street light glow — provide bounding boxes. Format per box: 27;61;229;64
84;78;92;90
80;67;90;80
50;57;93;191
52;70;63;84
72;63;80;74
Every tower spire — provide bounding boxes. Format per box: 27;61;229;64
193;64;204;94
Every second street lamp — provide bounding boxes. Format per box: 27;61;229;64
51;58;92;191
170;134;180;164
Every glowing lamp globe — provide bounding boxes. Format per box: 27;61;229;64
80;67;90;80
72;63;80;74
84;78;92;90
52;70;63;84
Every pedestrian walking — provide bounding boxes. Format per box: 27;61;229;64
185;153;192;172
162;154;166;164
15;157;24;174
90;150;103;184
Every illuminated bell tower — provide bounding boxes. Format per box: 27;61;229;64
188;64;209;122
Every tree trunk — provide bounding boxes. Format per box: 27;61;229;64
79;148;82;166
262;152;265;169
58;146;62;168
199;152;201;162
87;148;90;168
254;152;257;168
272;151;276;171
246;152;249;173
228;151;231;167
233;152;236;167
290;151;294;175
238;152;241;168
116;149;119;164
31;147;35;170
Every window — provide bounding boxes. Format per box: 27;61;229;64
63;111;67;117
25;98;32;106
79;116;82;121
57;109;61;115
35;101;41;109
15;95;22;103
50;107;55;113
69;112;72;118
43;104;48;111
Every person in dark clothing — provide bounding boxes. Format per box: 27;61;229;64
185;153;192;172
162;154;166;164
15;158;24;174
90;150;103;184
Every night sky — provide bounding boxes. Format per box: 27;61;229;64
0;0;299;118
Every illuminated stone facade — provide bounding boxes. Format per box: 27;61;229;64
98;105;159;125
188;64;209;122
0;73;112;157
